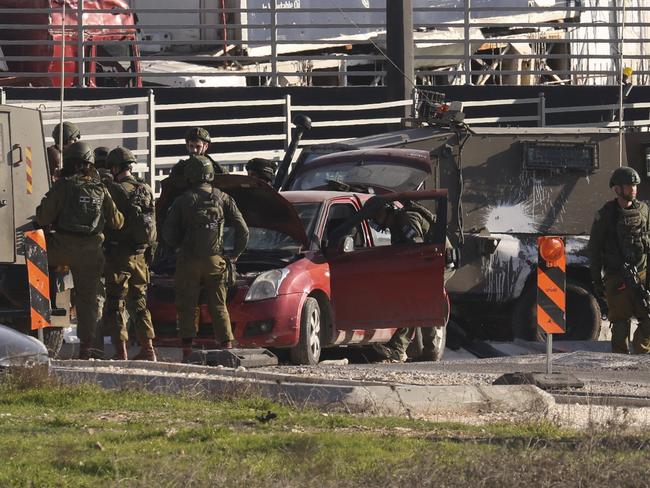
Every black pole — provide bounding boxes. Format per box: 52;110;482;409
386;0;414;117
273;115;312;191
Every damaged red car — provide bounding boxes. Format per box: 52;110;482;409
149;149;451;364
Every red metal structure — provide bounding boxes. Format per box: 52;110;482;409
0;0;141;87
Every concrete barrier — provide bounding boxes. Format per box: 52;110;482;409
52;360;555;416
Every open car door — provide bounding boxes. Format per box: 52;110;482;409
327;190;449;330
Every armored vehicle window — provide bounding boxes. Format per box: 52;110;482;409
523;141;598;171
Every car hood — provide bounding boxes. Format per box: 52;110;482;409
286;148;432;193
0;324;49;369
213;174;310;248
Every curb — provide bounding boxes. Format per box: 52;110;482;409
51;361;555;416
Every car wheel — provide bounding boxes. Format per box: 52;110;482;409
290;297;322;365
512;280;601;341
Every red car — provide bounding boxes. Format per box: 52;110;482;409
149;149;450;364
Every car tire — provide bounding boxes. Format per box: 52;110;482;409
290;297;322;365
512;280;601;341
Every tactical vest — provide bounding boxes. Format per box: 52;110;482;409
123;179;157;249
185;189;225;257
57;176;105;235
616;202;650;267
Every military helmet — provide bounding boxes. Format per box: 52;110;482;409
52;121;81;146
185;155;215;184
185;127;211;144
107;146;137;170
609;167;641;188
245;157;276;183
63;141;94;165
93;146;111;169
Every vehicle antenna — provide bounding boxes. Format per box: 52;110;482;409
58;0;67;173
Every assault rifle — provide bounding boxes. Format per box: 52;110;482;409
621;262;650;317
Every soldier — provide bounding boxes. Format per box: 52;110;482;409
93;146;113;184
47;121;81;180
103;147;158;361
245;157;276;185
162;155;249;361
369;201;456;362
156;127;227;235
588;167;650;354
36;141;124;359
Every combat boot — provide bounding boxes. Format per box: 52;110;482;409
112;340;128;360
78;342;92;360
132;335;157;362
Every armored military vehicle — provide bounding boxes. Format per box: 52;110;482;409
284;111;650;343
0;104;71;356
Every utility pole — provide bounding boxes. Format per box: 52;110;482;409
386;0;414;117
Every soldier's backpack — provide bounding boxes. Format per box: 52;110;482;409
187;188;225;257
57;176;105;235
125;181;157;248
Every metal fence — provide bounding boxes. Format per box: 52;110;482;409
0;88;412;195
1;1;648;88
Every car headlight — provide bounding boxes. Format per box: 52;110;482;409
244;268;289;302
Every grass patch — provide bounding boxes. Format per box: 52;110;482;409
0;373;649;487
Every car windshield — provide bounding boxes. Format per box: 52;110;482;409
223;202;321;252
291;161;427;193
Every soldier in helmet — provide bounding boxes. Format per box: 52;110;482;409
47;121;81;180
588;166;650;354
36;141;124;359
156;127;228;236
172;127;228;180
93;146;113;184
246;157;276;185
103;147;157;361
368;200;456;362
162;155;249;361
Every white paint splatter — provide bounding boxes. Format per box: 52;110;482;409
483;202;538;233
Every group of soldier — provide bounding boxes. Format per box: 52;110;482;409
37;122;276;361
36;120;650;361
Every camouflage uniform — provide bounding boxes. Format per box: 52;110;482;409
162;156;248;355
156;127;227;229
589;199;650;354
103;162;156;360
36;165;124;358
